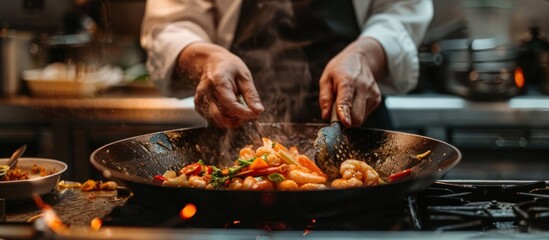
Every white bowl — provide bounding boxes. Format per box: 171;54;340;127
22;64;124;98
0;158;67;201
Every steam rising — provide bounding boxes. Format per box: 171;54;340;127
232;0;313;125
214;0;317;164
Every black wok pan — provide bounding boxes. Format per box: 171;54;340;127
90;123;460;221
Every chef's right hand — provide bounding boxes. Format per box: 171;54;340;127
176;42;264;128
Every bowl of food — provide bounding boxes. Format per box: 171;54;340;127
22;63;124;98
0;158;67;201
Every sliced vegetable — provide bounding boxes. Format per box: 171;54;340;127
296;155;326;177
249;157;269;170
267;173;285;183
201;166;213;175
276;151;300;166
415;150;432;160
236;165;289;177
237;157;255;166
179;163;202;176
153;175;166;184
388;168;412;182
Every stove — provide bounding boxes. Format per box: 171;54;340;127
3;180;549;239
101;180;549;232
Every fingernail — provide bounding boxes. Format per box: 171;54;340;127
345;115;351;126
339;105;351;126
254;103;264;112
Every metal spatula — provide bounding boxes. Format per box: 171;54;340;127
314;103;353;180
0;144;27;178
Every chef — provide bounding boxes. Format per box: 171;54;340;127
141;0;432;129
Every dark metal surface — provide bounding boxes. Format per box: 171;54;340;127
90;123;461;220
314;122;353;180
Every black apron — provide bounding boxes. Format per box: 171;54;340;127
230;0;392;129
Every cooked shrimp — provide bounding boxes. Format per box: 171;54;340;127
277;180;299;191
239;145;255;159
242;176;256;190
255;146;273;157
241;176;274;190
188;175;208;188
252;179;275;190
228;178;243;190
331;177;363;189
299;183;329;190
265;153;281;166
339;159;382;186
285;169;327;185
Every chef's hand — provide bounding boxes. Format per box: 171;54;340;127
176;42;264;128
319;37;387;128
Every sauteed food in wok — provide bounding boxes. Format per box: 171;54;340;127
153;137;416;190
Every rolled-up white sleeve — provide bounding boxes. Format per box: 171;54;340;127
140;0;215;97
360;0;433;95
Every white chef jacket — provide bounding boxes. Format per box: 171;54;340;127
141;0;433;98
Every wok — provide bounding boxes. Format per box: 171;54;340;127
90;123;461;221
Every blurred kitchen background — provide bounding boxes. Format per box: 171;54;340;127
0;0;548;182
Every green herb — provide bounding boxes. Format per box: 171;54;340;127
209;165;248;189
209;166;229;189
197;159;206;165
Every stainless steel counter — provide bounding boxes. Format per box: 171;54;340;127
387;93;549;128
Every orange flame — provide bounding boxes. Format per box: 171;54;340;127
90;217;102;231
233;220;241;225
180;203;197;220
33;196;69;234
515;67;525;88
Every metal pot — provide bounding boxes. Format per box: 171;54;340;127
438;38;523;100
0;30;46;96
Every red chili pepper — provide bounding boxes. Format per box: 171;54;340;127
202;166;213;175
236;165;288;177
388;168;412;182
153;175;166;184
180;163;202;176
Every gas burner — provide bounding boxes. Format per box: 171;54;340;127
102;198;412;231
99;180;549;234
412;181;549;232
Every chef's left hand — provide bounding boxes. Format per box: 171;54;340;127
319;37;386;128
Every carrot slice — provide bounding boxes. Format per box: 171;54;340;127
296;155;326;177
249;157;269;170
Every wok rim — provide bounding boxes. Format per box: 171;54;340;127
90;123;462;193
